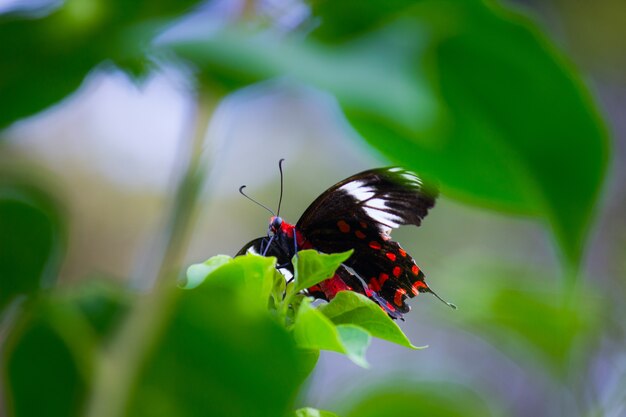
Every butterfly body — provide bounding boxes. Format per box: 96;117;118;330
238;167;451;320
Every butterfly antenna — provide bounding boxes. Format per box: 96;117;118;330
426;287;457;310
239;185;275;216
276;158;285;216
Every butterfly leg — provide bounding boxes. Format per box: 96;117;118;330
293;227;299;258
262;234;276;256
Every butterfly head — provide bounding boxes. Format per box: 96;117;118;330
269;216;283;235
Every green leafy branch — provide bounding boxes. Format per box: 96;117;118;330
185;249;420;369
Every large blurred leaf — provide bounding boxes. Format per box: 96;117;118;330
309;0;415;42
2;278;133;417
434;259;604;378
168;0;608;268
2;296;97;417
0;0;203;130
294;348;320;382
337;382;494;417
124;264;307;417
59;278;133;341
0;179;65;313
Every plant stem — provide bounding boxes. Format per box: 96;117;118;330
85;91;216;417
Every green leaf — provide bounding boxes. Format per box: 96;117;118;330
293;249;353;293
294;348;320;382
295;407;340;417
319;291;417;349
167;0;608;269
293;298;370;368
293;298;346;352
336;324;371;369
270;267;287;310
228;254;277;310
185;254;276;312
0;179;65;312
125;277;307;417
338;382;494;417
183;255;232;289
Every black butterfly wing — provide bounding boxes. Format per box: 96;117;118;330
296;167;437;236
236;237;294;271
296;167;437;314
236;238;265;257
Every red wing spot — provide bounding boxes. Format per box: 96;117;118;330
378;273;389;287
411;264;420;275
386;252;397;261
394;288;407;307
385;302;396;312
360;221;368;229
355;230;366;239
398;248;407;257
369;277;381;292
337;220;350;233
369;241;382;250
365;289;373;297
411;281;427;296
393;266;402;277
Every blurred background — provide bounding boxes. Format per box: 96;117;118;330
1;0;624;416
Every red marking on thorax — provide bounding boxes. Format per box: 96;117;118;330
272;217;312;249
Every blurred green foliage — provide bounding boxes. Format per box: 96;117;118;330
436;260;604;379
125;272;307;417
337;382;496;417
0;0;204;129
3;298;93;417
0;0;616;417
0;176;65;312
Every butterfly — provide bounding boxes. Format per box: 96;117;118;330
237;160;455;320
